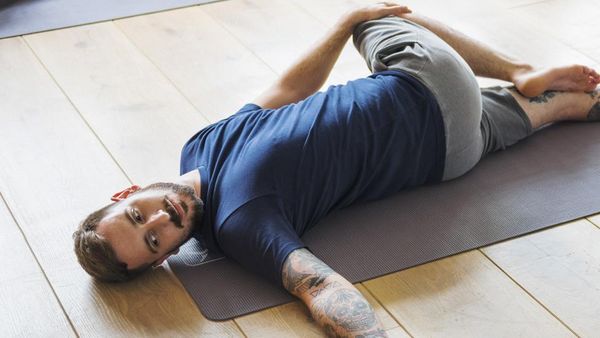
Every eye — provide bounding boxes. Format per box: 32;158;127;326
147;231;159;249
131;208;143;223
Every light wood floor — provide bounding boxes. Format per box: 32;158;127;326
1;0;599;337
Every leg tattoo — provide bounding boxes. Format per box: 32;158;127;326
529;90;558;104
587;89;600;121
587;101;600;121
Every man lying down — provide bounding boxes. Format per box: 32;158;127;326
73;3;600;337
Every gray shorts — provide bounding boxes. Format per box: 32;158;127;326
353;17;533;181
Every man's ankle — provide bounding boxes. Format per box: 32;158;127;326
510;63;534;80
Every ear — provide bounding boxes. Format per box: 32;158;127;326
110;185;141;202
151;248;180;268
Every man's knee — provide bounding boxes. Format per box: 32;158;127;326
352;17;414;72
352;16;404;49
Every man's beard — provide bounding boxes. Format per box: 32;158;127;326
137;182;204;240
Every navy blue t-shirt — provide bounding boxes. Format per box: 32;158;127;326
180;70;446;286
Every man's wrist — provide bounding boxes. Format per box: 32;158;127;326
337;12;362;36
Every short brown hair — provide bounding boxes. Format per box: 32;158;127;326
73;203;150;282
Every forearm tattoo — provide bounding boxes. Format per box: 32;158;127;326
282;248;336;295
282;249;386;337
529;90;558;103
312;289;384;337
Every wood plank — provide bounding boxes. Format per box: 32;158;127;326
288;0;372;86
0;35;241;336
456;8;597;66
449;9;599;88
115;6;278;122
355;283;403;332
289;0;358;27
234;283;406;337
25;22;208;186
511;0;600;63
0;194;75;337
203;0;369;88
386;326;412;338
202;0;324;75
361;0;504;23
364;251;574;337
482;219;600;337
235;300;325;338
587;214;600;229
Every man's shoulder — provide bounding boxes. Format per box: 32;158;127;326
218;194;286;226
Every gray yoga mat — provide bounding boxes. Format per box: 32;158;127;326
0;0;224;39
169;121;600;321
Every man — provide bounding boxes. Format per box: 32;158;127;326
73;3;600;337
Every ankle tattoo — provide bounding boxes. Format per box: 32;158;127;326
587;101;600;121
529;90;558;104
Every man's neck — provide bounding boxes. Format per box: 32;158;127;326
175;169;201;198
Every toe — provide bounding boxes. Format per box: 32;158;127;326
580;65;594;77
582;66;600;82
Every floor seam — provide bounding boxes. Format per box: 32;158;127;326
0;191;81;338
478;247;580;337
360;282;415;338
112;19;212;125
21;36;134;185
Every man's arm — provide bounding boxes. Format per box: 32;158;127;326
254;3;412;109
282;248;387;338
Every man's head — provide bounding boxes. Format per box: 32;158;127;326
73;182;204;282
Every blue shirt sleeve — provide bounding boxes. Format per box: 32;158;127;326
234;103;262;116
217;195;306;287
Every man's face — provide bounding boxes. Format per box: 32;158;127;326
96;182;203;270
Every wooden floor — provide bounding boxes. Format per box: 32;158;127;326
1;0;599;336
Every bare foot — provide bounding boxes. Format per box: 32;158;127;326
512;65;600;97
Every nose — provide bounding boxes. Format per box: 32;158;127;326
143;209;171;230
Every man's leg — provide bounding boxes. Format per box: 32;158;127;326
510;88;600;129
479;86;600;157
400;13;600;97
353;16;487;181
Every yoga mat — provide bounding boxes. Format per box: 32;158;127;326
0;0;224;39
169;121;600;321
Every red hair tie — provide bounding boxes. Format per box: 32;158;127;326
111;185;141;202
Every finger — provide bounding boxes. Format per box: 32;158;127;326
384;5;412;15
393;5;412;12
379;5;409;11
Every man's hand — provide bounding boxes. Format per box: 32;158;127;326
343;2;412;29
282;248;387;337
